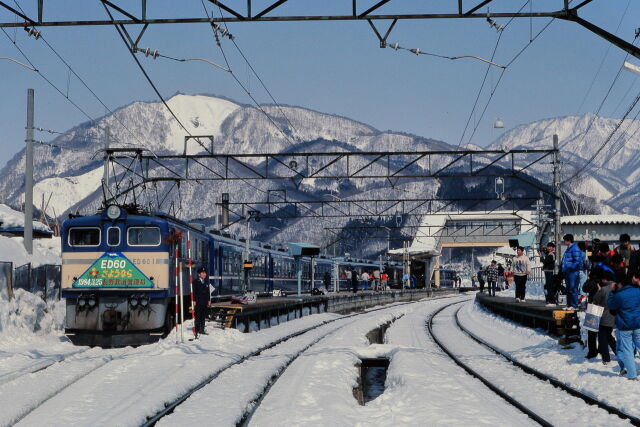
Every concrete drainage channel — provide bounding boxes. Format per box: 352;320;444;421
353;358;390;405
353;321;395;405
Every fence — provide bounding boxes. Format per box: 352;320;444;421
0;261;13;299
5;263;61;301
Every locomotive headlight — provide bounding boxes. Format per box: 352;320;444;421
78;297;87;308
129;297;139;308
106;205;121;220
140;297;150;308
88;297;97;308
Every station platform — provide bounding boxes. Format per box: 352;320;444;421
209;288;458;332
475;293;581;345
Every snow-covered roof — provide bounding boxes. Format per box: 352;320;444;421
0;204;51;233
388;236;440;258
494;245;516;257
561;214;640;225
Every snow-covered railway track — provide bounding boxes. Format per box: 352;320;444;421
145;302;414;427
0;348;90;387
1;347;129;426
452;305;640;426
428;301;633;426
237;312;405;426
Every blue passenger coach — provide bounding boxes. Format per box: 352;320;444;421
61;205;398;346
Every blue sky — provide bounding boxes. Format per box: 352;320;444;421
0;0;638;169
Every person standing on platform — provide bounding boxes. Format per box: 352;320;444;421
486;261;499;297
497;263;505;290
608;271;640;379
477;269;486;293
512;246;531;302
351;269;359;294
583;270;601;359
381;271;389;290
361;271;370;291
193;267;212;336
616;233;636;273
594;271;617;365
542;242;557;305
562;234;585;309
323;271;331;290
373;269;381;291
403;271;410;289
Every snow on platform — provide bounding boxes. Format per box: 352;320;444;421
251;295;535;426
460;300;640;420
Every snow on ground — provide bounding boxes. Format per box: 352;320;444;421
459;299;640;419
0;289;64;335
33;167;103;217
159;302;418;426
0;204;50;232
434;303;626;426
165;94;240;154
12;313;340;426
0;235;61;267
498;279;546;301
251;294;535;426
0;288;77;385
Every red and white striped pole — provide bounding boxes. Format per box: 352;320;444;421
187;231;196;337
179;261;185;343
174;246;180;344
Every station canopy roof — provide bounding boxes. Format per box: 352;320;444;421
561;214;640;225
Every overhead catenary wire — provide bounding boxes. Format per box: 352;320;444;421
387;42;506;69
201;1;300;148
574;0;631;115
463;15;558;147
0;55;36;70
102;1;319;223
456;0;530;148
562;88;640;185
10;1;148;151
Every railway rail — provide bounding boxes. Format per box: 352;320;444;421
143;298;440;426
428;300;638;426
0;348;90;387
453;305;640;426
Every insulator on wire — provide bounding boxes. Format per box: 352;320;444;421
24;27;41;40
142;48;159;59
410;48;420;55
391;42;400;50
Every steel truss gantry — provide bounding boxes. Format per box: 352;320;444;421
105;147;556;205
0;0;638;60
219;196;539;220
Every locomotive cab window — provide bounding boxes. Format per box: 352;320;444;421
127;226;161;246
68;227;100;246
107;227;120;246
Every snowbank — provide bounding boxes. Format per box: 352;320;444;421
0;289;65;336
0;204;50;232
0;235;61;267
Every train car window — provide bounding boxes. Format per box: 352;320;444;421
68;227;100;247
107;227;120;246
127;226;161;246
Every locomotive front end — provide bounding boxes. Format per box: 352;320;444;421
61;206;171;347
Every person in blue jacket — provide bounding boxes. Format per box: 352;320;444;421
608;270;640;379
561;234;585;309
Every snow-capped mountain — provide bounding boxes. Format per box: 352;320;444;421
488;113;640;214
0;93;631;256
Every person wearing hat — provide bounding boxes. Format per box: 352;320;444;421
616;233;636;273
193;266;211;336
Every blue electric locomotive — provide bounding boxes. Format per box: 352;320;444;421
61;205;399;347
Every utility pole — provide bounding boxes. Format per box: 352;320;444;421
553;134;561;275
102;126;110;205
24;89;34;255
